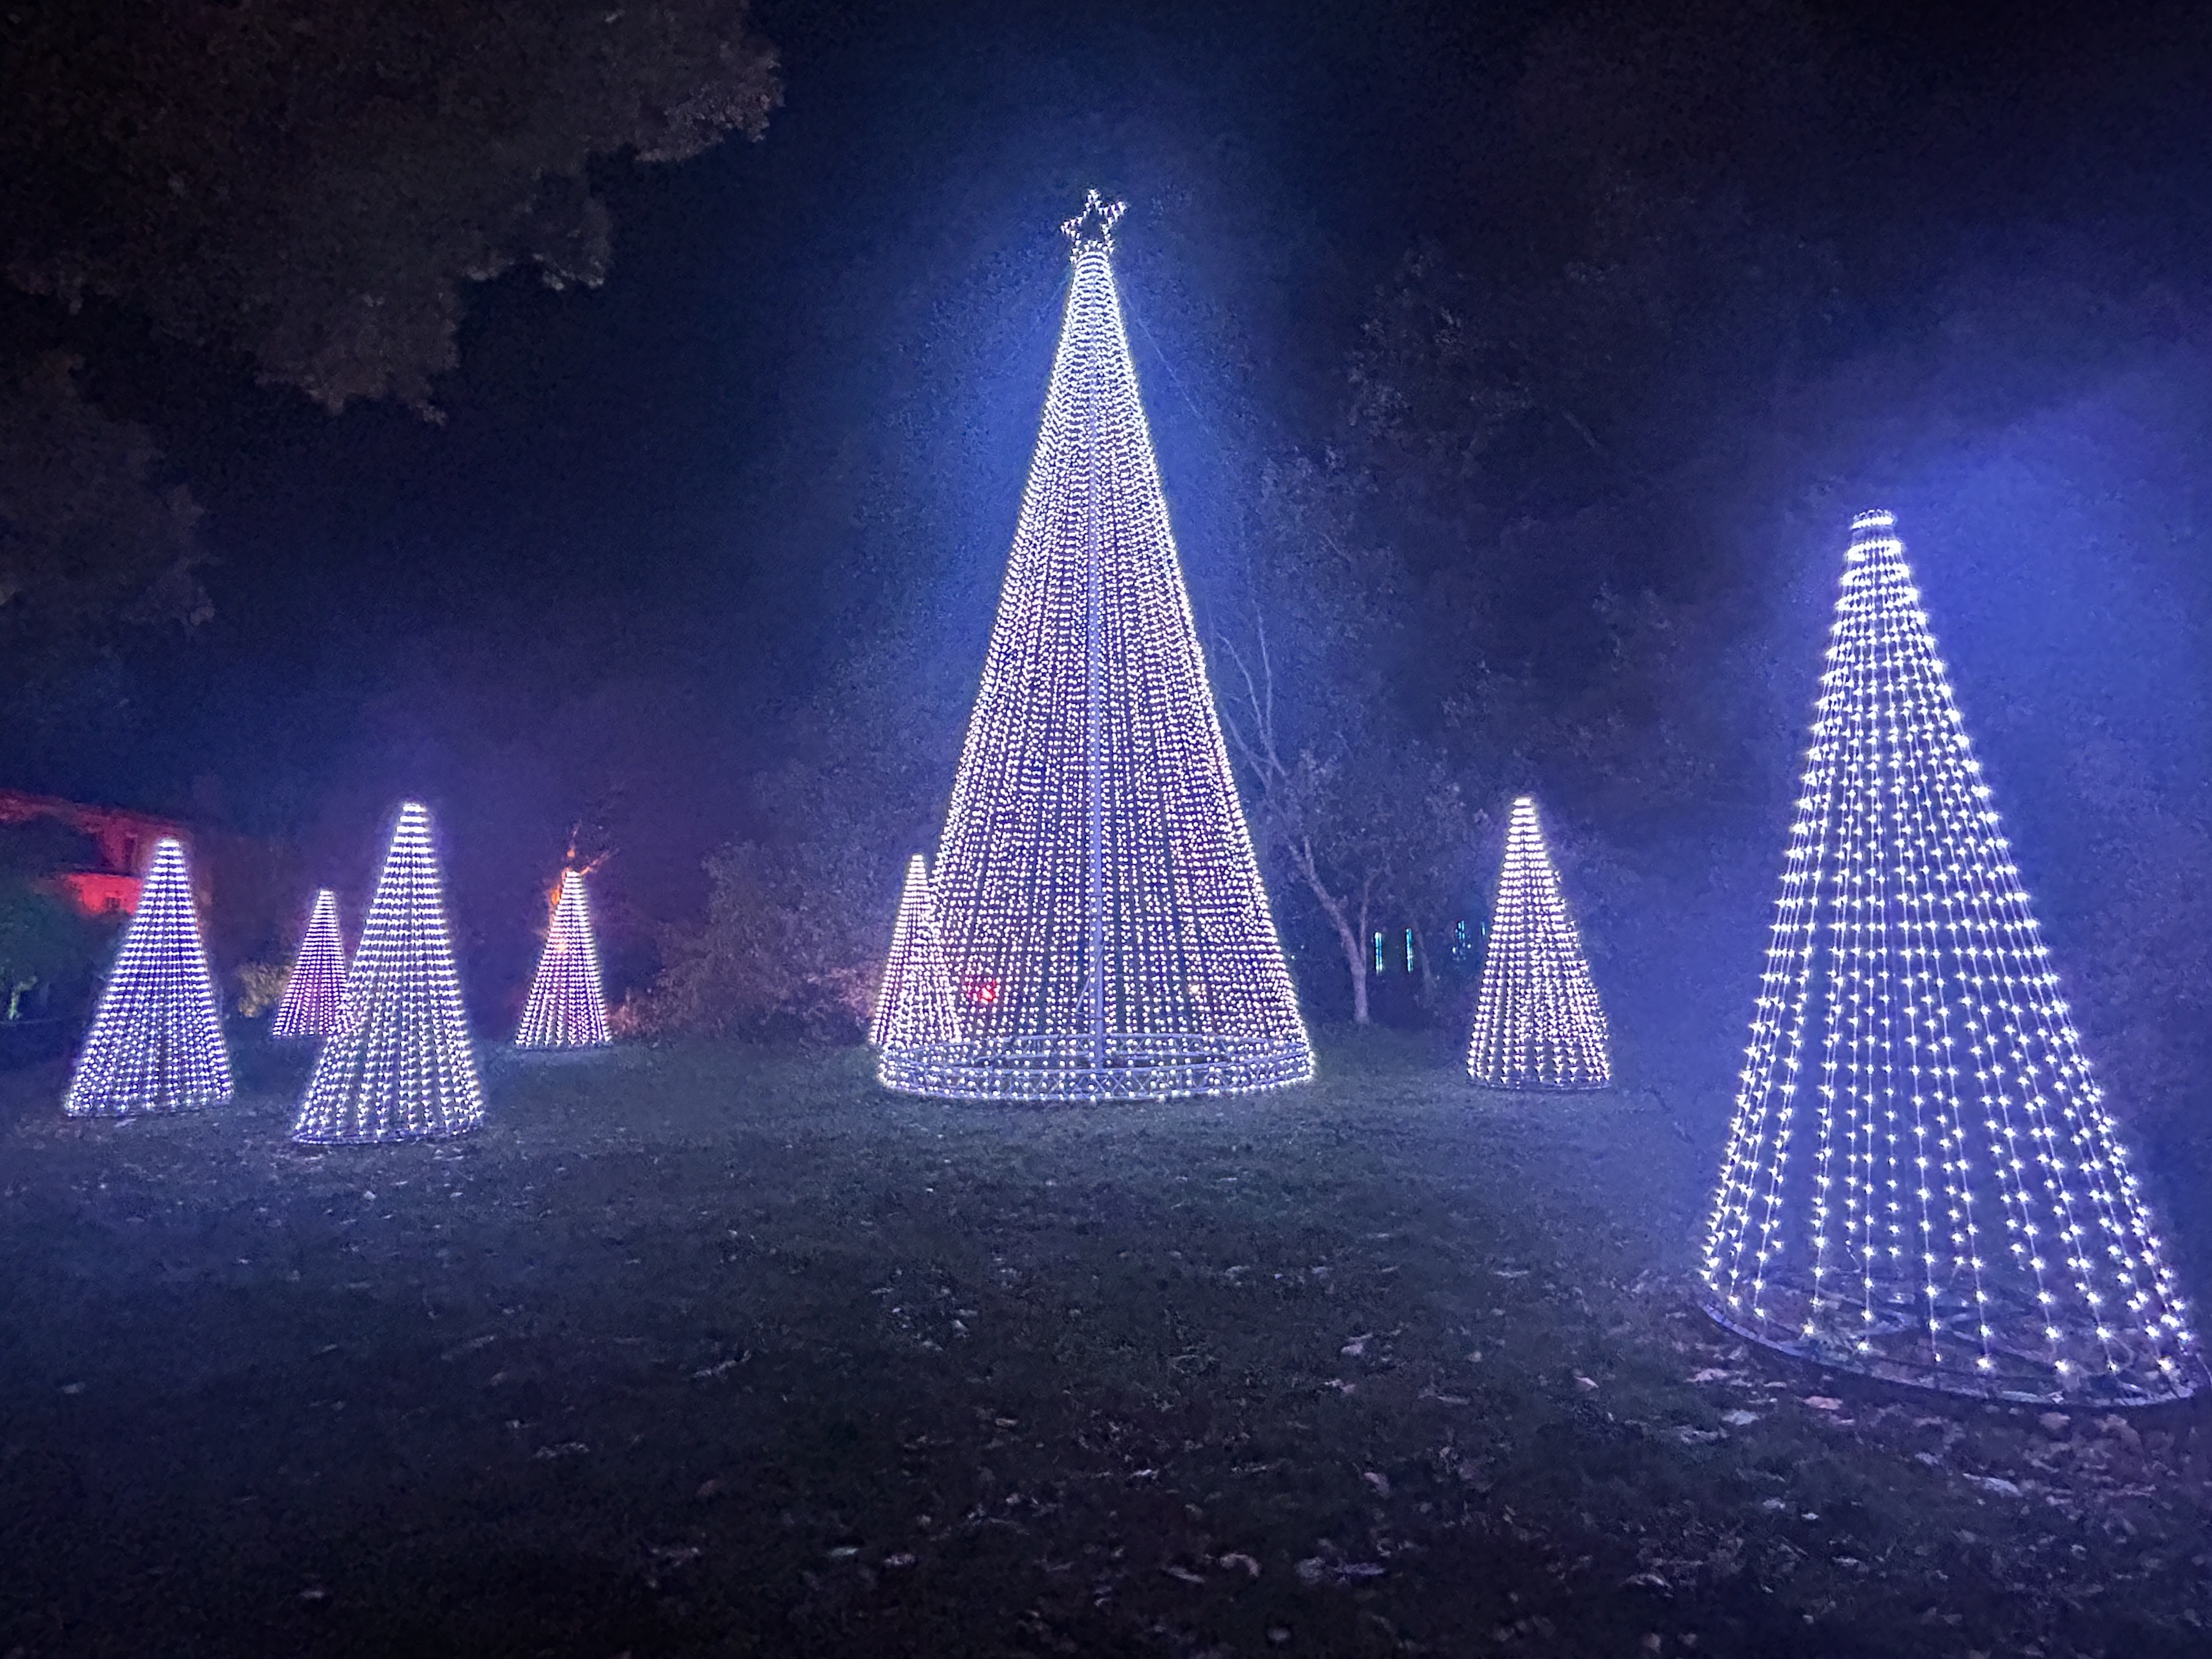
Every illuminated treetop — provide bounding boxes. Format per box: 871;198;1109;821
1701;511;2200;1402
882;195;1312;1102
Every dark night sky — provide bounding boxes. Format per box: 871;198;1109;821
18;0;2212;1025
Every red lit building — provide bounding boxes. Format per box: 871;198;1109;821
0;790;189;916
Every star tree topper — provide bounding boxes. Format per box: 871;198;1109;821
1061;189;1125;256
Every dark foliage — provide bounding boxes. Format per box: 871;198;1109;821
0;0;780;412
0;352;208;636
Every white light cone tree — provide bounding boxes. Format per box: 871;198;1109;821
272;887;348;1040
883;194;1312;1102
515;869;611;1049
1701;510;2201;1402
292;802;484;1143
64;837;232;1115
870;853;962;1057
1466;796;1610;1090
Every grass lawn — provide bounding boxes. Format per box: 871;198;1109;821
2;1030;2207;1657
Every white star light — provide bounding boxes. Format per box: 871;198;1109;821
1060;189;1125;254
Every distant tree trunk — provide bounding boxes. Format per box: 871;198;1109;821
1289;837;1372;1025
1411;921;1440;1011
1217;618;1393;1026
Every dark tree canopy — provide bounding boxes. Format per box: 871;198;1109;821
0;351;208;635
0;0;780;412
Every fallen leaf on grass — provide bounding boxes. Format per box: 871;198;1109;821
1218;1552;1261;1577
1804;1396;1844;1411
1296;1557;1387;1587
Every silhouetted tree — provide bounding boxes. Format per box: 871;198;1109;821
0;0;780;413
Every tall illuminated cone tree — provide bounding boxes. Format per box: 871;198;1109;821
1701;511;2200;1402
1466;796;1610;1091
515;869;610;1049
292;802;485;1143
64;838;232;1116
881;194;1312;1102
870;854;962;1056
272;888;348;1041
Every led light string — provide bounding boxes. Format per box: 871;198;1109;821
1466;796;1610;1090
882;193;1311;1102
1701;511;2200;1400
515;869;611;1049
292;801;484;1144
272;888;349;1041
63;837;233;1116
870;854;963;1059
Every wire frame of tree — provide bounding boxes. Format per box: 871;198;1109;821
271;888;349;1041
1700;511;2203;1404
63;838;233;1116
1465;796;1611;1092
515;869;611;1050
883;194;1312;1103
292;803;484;1143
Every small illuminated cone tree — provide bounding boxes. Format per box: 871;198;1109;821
64;838;232;1115
1466;797;1610;1090
883;194;1312;1102
515;869;611;1049
870;854;962;1057
292;802;484;1143
271;888;348;1041
1701;511;2201;1402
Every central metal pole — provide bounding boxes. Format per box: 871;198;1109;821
1082;285;1108;1084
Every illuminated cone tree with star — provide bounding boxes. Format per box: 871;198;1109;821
881;193;1312;1102
1700;510;2200;1402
